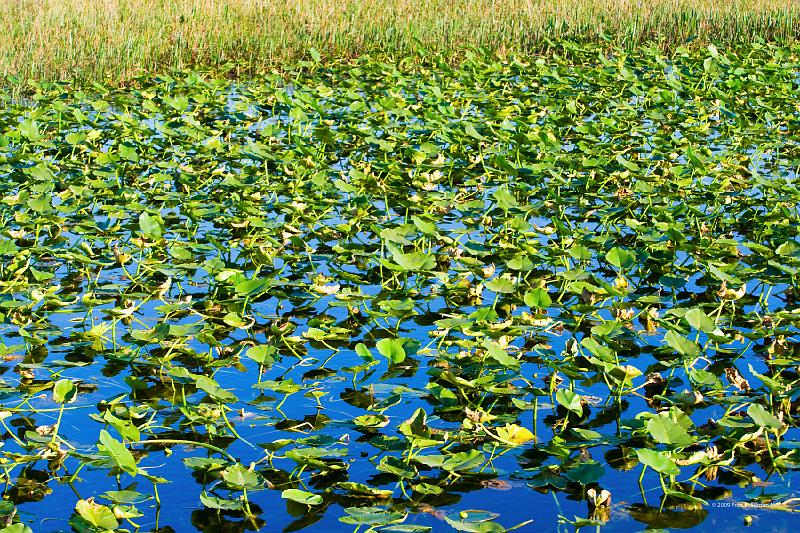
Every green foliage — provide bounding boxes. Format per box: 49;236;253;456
4;0;800;86
0;44;798;531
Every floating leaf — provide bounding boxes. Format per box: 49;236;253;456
339;506;405;526
222;463;262;489
200;491;243;511
483;340;519;368
747;403;781;429
441;450;484;472
484;276;515;294
636;448;680;475
565;461;605;484
664;330;701;358
556;389;583;416
524;287;552;308
98;430;137;476
336;482;393;498
245;344;276;365
606;247;635;269
684;308;716;333
376;338;406;364
492;186;518;209
75;499;119;530
53;379;77;404
647;414;693;447
138;211;163;240
281;488;323;506
495;424;535;446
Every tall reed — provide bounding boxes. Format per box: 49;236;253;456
1;0;798;83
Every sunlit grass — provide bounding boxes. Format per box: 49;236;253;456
1;0;798;84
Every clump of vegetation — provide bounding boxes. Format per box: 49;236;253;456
0;43;799;530
2;0;799;84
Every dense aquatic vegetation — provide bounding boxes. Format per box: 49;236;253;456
1;43;800;531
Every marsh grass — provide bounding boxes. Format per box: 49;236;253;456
1;0;799;84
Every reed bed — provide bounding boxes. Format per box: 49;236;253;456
1;0;799;83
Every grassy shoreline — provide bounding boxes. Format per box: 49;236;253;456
2;0;799;84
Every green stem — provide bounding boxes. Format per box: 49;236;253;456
130;438;236;462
